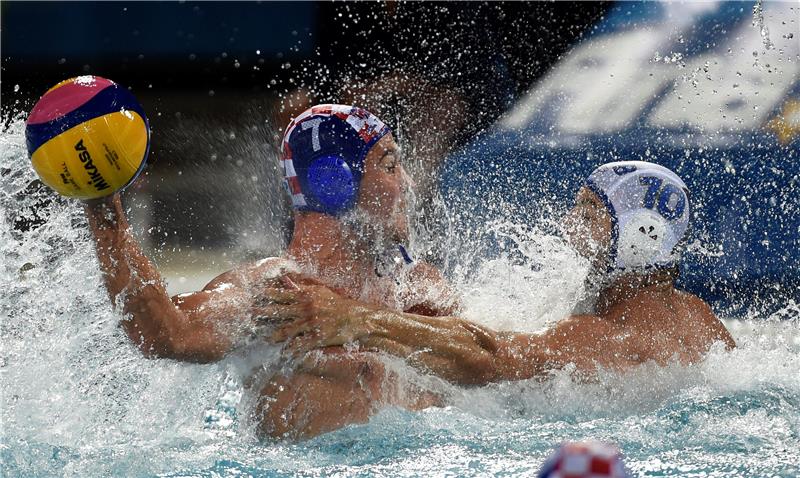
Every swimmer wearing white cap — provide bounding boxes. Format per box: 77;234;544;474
261;161;736;438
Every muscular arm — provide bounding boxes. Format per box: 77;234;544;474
270;287;494;384
85;194;296;362
274;286;633;385
345;312;503;385
350;312;632;384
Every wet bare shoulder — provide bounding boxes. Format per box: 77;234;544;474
675;290;736;350
202;257;299;291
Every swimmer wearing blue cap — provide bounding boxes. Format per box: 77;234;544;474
277;105;456;314
260;161;736;438
81;104;454;385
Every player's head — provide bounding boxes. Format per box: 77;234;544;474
537;441;631;478
563;161;690;273
281;104;411;241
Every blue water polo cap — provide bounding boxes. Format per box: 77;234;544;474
281;104;391;215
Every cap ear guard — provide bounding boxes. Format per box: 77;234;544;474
616;210;670;269
306;155;357;215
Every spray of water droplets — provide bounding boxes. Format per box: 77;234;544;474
3;111;800;477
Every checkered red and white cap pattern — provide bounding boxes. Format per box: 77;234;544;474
280;104;389;208
538;442;630;478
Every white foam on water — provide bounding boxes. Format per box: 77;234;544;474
452;221;590;332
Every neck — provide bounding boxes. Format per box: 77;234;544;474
286;211;373;292
595;269;675;314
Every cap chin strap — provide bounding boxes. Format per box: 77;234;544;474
374;244;414;278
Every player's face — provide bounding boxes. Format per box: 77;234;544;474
357;134;412;242
562;187;613;268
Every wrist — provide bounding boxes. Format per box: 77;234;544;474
351;303;382;343
83;193;117;210
83;193;129;230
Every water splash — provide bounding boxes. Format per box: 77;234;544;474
453;220;590;332
2;116;800;477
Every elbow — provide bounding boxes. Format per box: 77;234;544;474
724;335;737;351
131;334;192;362
123;321;171;360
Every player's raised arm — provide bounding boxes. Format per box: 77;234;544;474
84;195;216;360
86;193;315;363
25;76;297;363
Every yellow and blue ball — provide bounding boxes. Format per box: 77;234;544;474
25;76;150;199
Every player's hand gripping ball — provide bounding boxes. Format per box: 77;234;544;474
25;76;150;200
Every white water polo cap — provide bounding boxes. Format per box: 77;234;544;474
585;161;690;271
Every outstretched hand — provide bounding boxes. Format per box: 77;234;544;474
255;274;502;386
254;275;378;355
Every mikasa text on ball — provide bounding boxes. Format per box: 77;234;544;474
25;76;150;200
